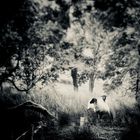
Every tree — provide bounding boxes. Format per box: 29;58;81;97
93;0;140;98
64;2;114;93
0;0;39;91
0;0;72;93
0;0;121;94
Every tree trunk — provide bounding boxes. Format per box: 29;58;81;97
71;68;78;92
136;48;140;106
31;124;34;140
136;66;140;102
0;82;3;93
89;72;94;93
89;72;95;93
136;72;140;96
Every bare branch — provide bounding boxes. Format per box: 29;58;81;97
6;79;32;92
16;128;30;140
8;101;57;120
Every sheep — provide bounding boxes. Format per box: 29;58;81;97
87;95;113;120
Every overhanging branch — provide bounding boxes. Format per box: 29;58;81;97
6;78;32;92
8;101;57;120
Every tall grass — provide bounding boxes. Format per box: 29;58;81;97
1;83;140;140
28;84;91;119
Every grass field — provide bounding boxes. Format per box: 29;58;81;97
0;85;140;140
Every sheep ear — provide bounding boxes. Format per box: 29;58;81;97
101;95;106;102
90;98;97;104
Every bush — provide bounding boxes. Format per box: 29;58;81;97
58;112;71;127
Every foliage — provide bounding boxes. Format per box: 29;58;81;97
0;0;71;92
92;0;140;96
0;0;139;99
0;0;40;91
94;0;140;29
0;0;115;93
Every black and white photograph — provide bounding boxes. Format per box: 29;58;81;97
0;0;140;140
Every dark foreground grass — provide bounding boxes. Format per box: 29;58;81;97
57;125;97;140
32;125;98;140
32;122;126;140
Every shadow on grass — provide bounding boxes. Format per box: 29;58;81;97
121;113;140;140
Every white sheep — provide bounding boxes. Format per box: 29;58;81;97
87;95;113;119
